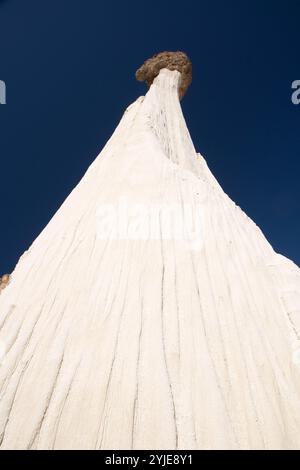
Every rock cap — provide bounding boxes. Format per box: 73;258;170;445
135;51;192;99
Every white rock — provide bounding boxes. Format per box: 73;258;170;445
0;69;300;450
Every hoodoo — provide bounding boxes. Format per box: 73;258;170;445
0;52;300;450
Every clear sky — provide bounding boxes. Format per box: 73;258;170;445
0;0;299;273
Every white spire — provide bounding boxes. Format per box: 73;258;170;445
0;69;300;449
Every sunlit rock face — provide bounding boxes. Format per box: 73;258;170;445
0;66;300;450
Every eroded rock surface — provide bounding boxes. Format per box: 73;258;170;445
0;274;10;293
135;51;192;99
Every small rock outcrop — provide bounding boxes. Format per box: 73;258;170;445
135;51;192;99
0;274;10;293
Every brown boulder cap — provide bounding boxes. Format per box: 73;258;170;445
135;51;192;99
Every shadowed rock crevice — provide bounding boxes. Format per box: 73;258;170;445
135;51;192;99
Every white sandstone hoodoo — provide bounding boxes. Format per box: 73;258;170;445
0;52;300;450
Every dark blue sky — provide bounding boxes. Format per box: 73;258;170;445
0;0;299;273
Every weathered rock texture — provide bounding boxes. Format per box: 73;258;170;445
0;69;300;450
135;51;192;99
0;274;10;293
